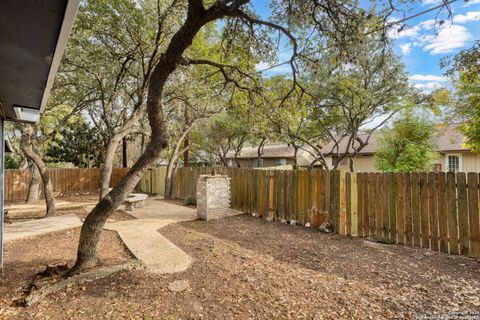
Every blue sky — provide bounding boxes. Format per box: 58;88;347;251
251;0;480;91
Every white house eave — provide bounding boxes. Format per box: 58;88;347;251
39;0;80;114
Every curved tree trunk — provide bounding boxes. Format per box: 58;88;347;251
20;124;56;216
235;156;241;168
164;123;195;199
26;160;41;203
70;5;211;273
164;146;189;199
349;156;355;172
293;146;299;170
164;154;177;200
99;136;122;200
99;110;144;200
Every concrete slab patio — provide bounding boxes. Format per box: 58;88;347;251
4;214;82;242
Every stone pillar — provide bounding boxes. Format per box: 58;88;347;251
197;175;231;220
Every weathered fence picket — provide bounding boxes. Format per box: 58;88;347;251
5;167;131;201
171;167;480;259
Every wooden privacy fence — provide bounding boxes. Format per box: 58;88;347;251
5;168;130;201
140;167;167;195
172;167;480;258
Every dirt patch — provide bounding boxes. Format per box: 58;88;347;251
160;198;196;209
0;227;134;318
5;214;479;319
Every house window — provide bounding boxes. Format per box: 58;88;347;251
275;159;287;166
247;159;253;168
227;159;233;167
446;154;461;172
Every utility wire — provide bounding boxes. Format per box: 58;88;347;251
387;0;458;27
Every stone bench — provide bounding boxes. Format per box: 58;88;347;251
107;188;148;211
124;193;148;211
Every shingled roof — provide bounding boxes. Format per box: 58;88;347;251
320;123;468;155
226;144;315;166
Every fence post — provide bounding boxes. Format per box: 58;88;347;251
268;170;274;220
351;172;358;236
329;170;342;233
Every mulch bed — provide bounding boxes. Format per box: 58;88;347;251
3;214;479;319
0;227;134;319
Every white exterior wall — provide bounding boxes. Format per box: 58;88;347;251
324;155;379;172
434;152;480;173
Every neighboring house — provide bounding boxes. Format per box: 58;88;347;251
321;124;480;173
0;0;80;270
225;144;315;168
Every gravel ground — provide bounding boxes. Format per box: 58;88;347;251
2;214;480;319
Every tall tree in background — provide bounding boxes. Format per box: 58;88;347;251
444;41;480;152
47;121;104;168
374;111;438;172
18;124;57;216
13;83;87;215
302;33;412;171
61;0;176;200
200;110;253;167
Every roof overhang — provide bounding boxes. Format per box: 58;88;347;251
0;0;80;123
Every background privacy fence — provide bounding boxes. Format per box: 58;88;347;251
140;167;167;195
5;167;168;202
5;167;131;201
172;167;480;258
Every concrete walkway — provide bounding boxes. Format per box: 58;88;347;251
104;198;198;274
4;214;82;242
4;196;240;275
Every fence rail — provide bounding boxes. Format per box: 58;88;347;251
5;168;130;201
172;167;480;258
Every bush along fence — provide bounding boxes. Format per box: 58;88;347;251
172;167;480;258
5;167;131;201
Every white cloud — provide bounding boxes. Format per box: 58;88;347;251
409;74;447;82
453;11;480;23
391;10;479;42
463;0;480;7
255;62;270;71
400;43;412;55
423;25;470;54
389;25;421;39
419;19;436;30
422;0;442;5
413;81;443;90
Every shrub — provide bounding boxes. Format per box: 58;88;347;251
184;195;197;206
